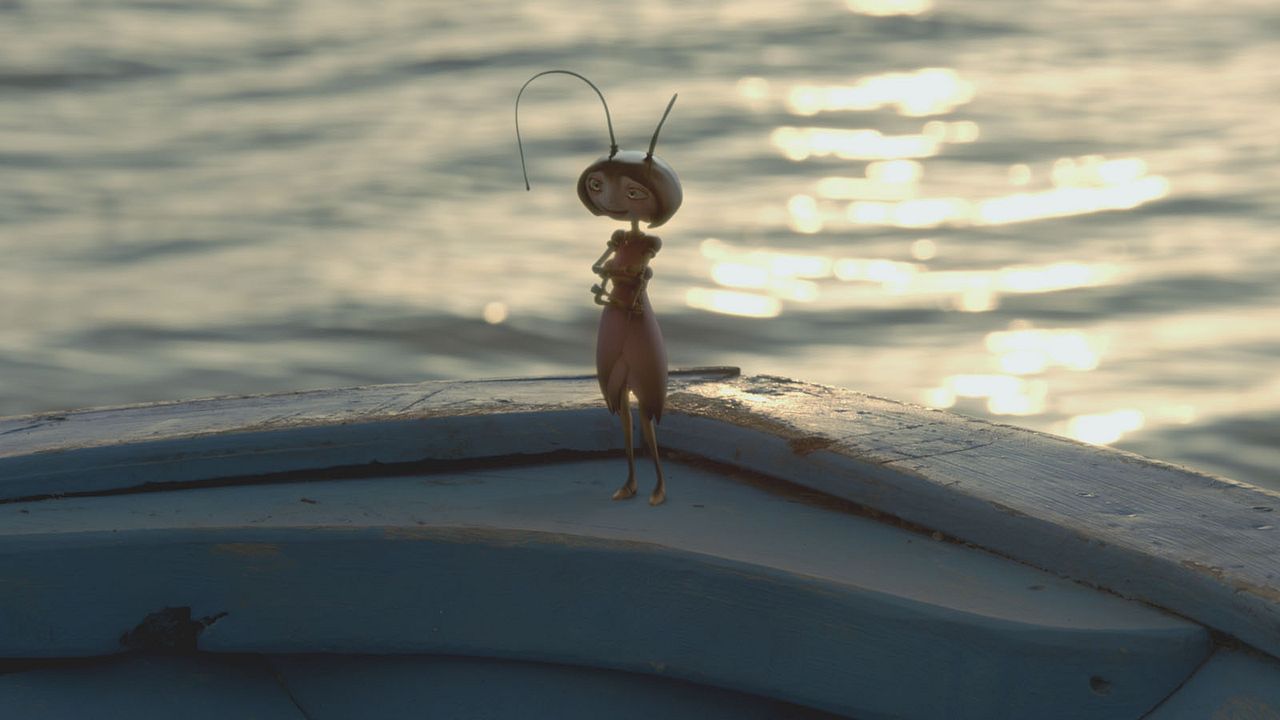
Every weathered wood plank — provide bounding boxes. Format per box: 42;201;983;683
0;411;611;500
664;377;1280;661
0;460;1208;720
271;655;842;720
0;371;684;455
0;653;306;719
0;371;731;499
0;378;600;499
0;371;1275;662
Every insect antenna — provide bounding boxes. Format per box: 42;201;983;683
646;93;678;159
515;70;618;190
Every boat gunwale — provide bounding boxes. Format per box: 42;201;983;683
1;370;1277;663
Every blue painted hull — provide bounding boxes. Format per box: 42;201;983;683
1;371;1277;719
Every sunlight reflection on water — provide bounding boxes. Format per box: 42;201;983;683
1;0;1276;488
1065;409;1146;445
772;126;944;162
845;0;934;17
688;36;1267;480
695;237;1123;315
985;326;1102;374
794;153;1171;230
787;68;974;117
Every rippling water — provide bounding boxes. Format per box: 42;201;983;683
1;0;1277;489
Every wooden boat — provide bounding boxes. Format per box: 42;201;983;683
1;368;1277;719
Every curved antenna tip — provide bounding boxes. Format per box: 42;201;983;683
514;69;618;189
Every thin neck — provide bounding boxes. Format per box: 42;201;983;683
630;219;640;233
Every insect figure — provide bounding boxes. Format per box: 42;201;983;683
516;70;682;506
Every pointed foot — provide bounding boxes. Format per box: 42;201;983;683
612;484;637;500
649;488;666;506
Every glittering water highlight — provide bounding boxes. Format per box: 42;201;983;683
1;0;1277;488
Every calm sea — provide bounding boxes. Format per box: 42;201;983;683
1;0;1277;489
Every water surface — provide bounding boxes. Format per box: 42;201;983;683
1;0;1277;489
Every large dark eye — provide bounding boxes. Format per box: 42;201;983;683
626;186;649;200
588;178;603;192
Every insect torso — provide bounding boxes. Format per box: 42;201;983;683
593;229;661;314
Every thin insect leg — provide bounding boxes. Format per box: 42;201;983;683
640;413;665;506
612;392;638;500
